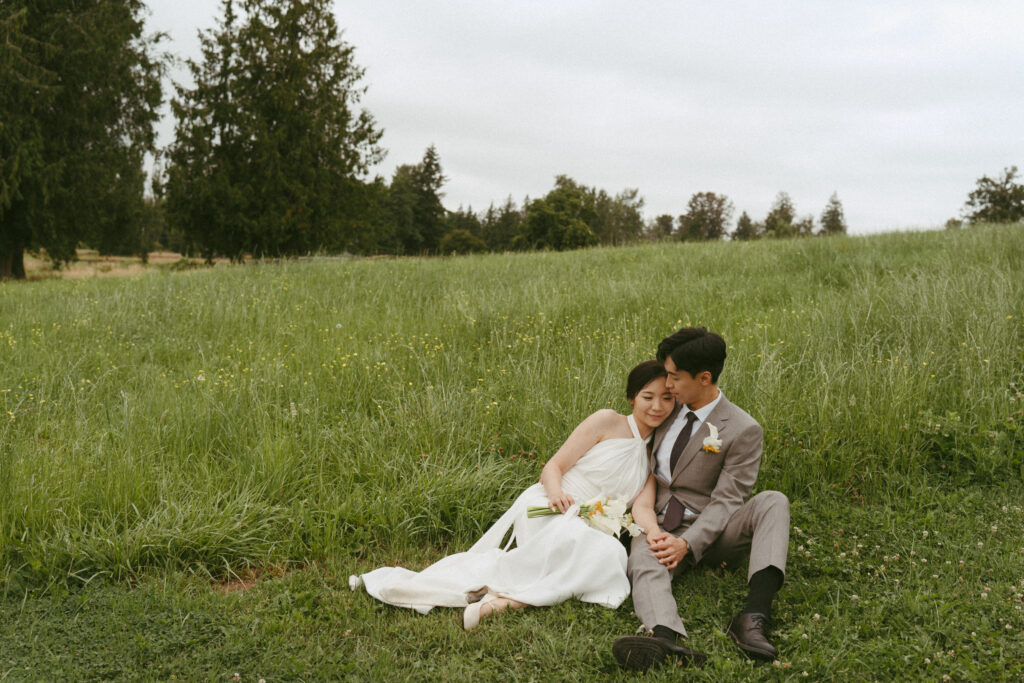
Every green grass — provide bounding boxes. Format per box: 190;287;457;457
2;225;1023;679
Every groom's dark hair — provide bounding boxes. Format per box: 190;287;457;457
656;326;727;384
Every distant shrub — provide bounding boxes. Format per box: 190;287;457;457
439;229;488;255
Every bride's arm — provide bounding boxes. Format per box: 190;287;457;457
539;409;615;513
630;474;660;536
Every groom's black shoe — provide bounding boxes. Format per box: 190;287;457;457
612;634;707;671
727;612;778;661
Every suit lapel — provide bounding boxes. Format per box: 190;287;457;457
671;395;732;484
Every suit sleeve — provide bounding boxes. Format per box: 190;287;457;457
680;421;762;563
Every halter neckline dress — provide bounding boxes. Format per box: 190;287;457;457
354;414;651;612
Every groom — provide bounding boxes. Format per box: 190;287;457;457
612;327;790;671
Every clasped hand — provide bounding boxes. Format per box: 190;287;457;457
646;529;688;570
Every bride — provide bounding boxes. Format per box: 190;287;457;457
350;360;674;629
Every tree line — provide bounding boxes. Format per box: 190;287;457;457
3;0;1023;279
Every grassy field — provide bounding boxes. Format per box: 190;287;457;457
1;225;1023;680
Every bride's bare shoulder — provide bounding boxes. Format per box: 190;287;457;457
586;409;631;439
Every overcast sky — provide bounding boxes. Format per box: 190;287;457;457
147;1;1024;234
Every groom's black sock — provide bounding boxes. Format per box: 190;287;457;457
744;566;784;618
652;625;682;643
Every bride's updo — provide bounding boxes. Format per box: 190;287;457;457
626;360;667;399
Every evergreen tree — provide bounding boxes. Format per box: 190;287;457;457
819;192;848;235
731;211;758;240
0;0;163;279
444;206;484;240
592;187;645;244
165;0;383;260
481;197;523;252
380;146;447;254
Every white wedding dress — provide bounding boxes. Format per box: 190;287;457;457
352;415;650;613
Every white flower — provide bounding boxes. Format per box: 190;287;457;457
702;424;722;452
587;512;623;536
603;498;628;520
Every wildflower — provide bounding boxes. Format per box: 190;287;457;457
922;530;929;538
851;594;859;600
812;613;821;622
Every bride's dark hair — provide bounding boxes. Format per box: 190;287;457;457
626;360;667;399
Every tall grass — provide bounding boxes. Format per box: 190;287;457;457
1;225;1021;586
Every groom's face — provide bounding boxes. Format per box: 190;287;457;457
664;357;701;407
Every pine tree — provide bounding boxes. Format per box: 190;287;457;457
165;0;383;259
731;211;758;240
819;192;848;235
0;1;163;279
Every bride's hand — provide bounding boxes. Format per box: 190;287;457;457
549;492;575;514
645;528;669;545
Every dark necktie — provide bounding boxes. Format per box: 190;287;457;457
663;411;699;532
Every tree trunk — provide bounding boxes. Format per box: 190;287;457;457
0;244;26;280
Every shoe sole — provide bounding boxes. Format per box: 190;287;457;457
612;637;707;671
727;629;777;661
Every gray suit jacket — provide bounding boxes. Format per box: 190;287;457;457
649;394;763;563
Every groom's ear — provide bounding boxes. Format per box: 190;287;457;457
698;370;713;385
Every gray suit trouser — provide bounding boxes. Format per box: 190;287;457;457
627;490;790;638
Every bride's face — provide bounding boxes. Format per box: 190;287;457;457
630;377;674;432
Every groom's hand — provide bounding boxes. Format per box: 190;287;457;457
648;533;688;570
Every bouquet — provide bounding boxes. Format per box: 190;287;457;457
527;497;643;537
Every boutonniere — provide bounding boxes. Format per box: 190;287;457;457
702;424;722;453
